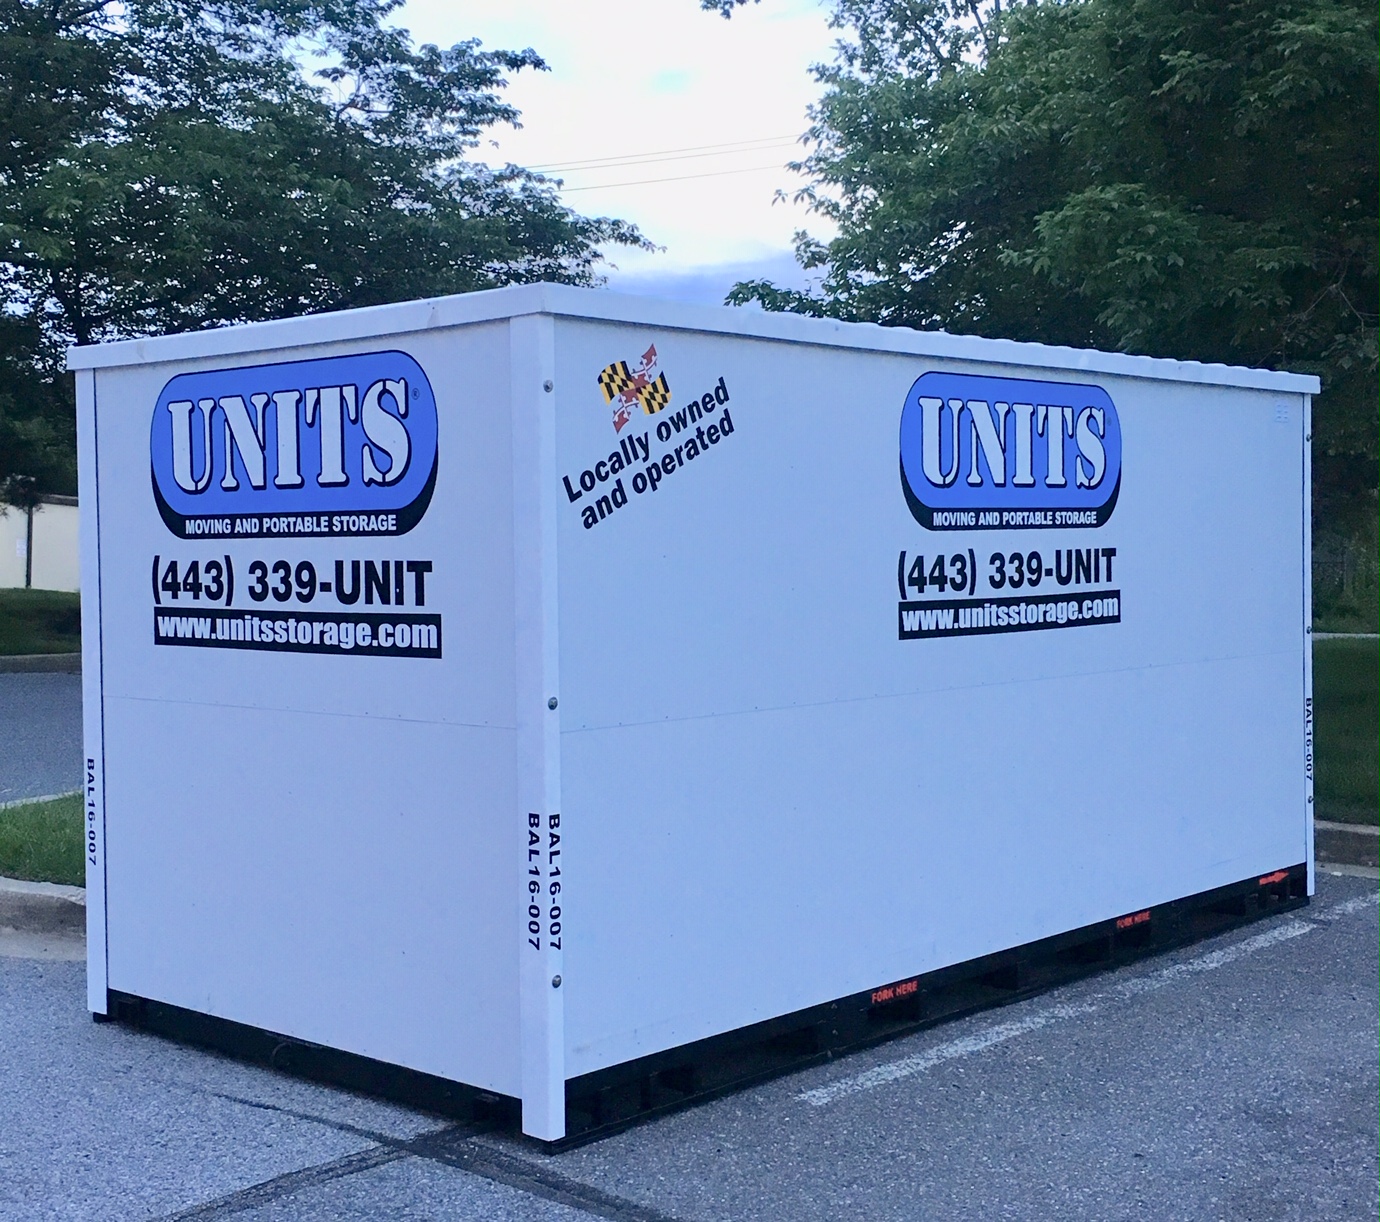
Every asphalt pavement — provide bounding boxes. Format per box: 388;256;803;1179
0;672;83;803
1;872;1375;1222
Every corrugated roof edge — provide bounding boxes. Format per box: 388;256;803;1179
66;281;1321;394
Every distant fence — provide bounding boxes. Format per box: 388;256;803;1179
0;497;80;592
1313;533;1378;615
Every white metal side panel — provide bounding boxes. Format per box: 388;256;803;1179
551;319;1307;1076
92;322;522;1092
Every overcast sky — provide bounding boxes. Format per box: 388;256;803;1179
395;0;839;304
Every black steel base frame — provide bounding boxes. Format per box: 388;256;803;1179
101;862;1308;1151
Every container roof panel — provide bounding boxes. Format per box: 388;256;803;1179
67;282;1321;394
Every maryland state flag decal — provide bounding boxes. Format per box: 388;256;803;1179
597;345;671;433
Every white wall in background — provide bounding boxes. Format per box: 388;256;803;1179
0;498;79;591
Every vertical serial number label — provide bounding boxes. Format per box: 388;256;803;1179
526;812;563;951
85;756;99;868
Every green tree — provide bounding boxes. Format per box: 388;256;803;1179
0;0;644;497
709;0;1377;545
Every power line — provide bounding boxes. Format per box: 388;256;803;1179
544;141;799;177
528;135;800;174
560;163;801;192
530;135;797;173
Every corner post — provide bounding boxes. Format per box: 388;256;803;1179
75;367;109;1012
510;310;566;1140
1302;391;1315;896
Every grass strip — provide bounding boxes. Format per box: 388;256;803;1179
0;588;81;656
1313;637;1378;826
0;794;84;886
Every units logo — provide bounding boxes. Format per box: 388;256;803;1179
899;371;1121;530
151;351;438;539
596;344;672;433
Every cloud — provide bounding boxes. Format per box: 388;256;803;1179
394;0;838;271
649;69;695;95
603;251;818;307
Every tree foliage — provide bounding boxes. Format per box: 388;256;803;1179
710;0;1377;528
0;0;645;496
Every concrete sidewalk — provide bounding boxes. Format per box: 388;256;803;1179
0;875;85;963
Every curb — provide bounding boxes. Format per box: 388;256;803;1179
0;653;81;673
0;875;85;937
0;790;82;811
1315;819;1379;869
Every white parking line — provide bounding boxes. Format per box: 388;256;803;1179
798;1002;1101;1106
798;911;1343;1107
1315;891;1380;920
1108;920;1314;999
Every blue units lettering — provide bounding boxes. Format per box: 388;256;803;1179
151;351;438;538
899;372;1121;530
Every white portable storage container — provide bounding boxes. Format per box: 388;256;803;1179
70;284;1318;1142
